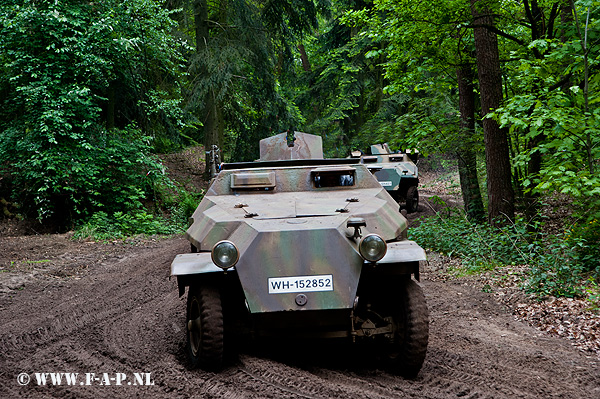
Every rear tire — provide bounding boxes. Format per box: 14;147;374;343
186;284;224;370
405;186;419;213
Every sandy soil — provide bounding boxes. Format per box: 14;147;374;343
0;159;598;398
1;233;598;398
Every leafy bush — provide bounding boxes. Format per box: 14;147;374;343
0;125;166;223
166;188;204;228
569;216;600;275
73;178;203;240
73;181;203;240
0;0;187;225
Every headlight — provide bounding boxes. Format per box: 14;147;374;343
211;240;239;269
359;234;387;262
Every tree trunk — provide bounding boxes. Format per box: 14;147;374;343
194;0;222;177
470;0;515;224
298;43;312;72
456;64;485;223
106;81;115;130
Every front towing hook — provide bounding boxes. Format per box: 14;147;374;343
347;217;366;239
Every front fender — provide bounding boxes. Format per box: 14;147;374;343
171;252;223;276
362;240;426;281
378;240;426;263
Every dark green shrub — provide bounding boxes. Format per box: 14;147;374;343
0;125;165;223
569;217;600;276
409;211;532;273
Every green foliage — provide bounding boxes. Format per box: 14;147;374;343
177;0;319;162
0;0;187;224
585;278;600;311
568;215;600;275
0;124;165;221
279;0;393;157
73;180;203;240
73;211;183;240
409;206;600;299
149;175;204;227
347;0;478;156
409;210;532;273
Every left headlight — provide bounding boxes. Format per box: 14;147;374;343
359;234;387;262
211;240;239;269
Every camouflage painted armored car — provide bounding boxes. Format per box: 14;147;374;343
351;143;420;213
171;132;429;377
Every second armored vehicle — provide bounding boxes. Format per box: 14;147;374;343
352;144;420;213
171;132;429;377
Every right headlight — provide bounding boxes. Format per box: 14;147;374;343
211;240;239;269
359;234;387;262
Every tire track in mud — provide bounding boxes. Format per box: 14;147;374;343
0;239;187;398
1;260;171;357
194;355;403;399
1;237;599;399
420;279;600;399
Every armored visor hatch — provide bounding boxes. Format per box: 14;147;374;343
171;132;429;377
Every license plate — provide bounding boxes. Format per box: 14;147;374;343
268;274;333;294
379;181;393;187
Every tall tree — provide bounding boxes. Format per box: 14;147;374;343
470;0;515;223
342;0;487;221
177;0;325;164
280;0;391;157
193;0;222;174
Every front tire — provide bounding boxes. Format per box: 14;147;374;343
387;278;429;378
186;284;224;370
361;277;429;378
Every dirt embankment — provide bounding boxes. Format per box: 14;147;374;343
0;234;598;399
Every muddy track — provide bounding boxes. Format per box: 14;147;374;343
1;237;598;398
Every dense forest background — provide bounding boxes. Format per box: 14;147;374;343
0;1;598;297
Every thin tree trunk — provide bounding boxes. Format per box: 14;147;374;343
470;0;515;224
456;64;485;223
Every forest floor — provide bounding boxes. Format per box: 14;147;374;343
0;150;598;398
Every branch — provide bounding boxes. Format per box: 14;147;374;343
523;0;537;40
548;73;573;91
468;23;526;46
547;3;560;39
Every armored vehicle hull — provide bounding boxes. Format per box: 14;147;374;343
171;133;429;377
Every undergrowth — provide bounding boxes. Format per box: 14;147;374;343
409;197;600;300
74;184;203;241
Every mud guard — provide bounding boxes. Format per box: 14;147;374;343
171;253;224;297
368;240;427;281
378;241;426;263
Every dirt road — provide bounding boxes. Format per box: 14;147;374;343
1;235;598;398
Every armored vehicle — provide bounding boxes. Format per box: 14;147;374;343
171;132;429;377
351;144;420;213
